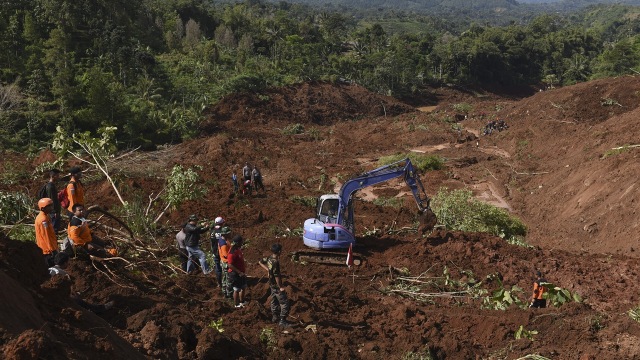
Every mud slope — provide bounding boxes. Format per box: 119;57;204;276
2;78;640;359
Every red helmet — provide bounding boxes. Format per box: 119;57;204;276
38;198;53;210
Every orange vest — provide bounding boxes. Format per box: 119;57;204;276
219;243;230;263
35;212;58;254
67;180;85;212
532;281;546;300
68;218;92;246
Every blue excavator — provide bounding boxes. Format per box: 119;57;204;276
296;158;437;264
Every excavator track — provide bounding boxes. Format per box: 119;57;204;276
290;250;363;266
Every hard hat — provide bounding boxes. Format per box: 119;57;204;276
220;226;231;235
271;243;282;254
38;198;53;210
215;217;225;225
188;214;198;221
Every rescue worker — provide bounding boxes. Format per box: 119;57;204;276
209;217;228;287
184;214;211;275
530;271;548;308
66;167;85;216
242;162;251;182
218;227;233;298
252;166;265;193
231;170;239;194
41;169;62;230
35;198;59;267
66;204;108;257
176;224;189;272
258;243;291;327
227;235;248;308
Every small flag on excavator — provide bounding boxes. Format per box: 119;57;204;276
346;243;354;267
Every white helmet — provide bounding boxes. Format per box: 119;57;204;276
214;217;225;225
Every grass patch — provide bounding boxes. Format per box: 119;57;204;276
378;153;445;172
430;188;528;245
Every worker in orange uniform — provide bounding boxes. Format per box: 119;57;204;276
35;198;59;267
66;166;85;215
530;271;547;308
67;204;108;257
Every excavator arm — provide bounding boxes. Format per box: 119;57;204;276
335;158;431;225
303;158;437;250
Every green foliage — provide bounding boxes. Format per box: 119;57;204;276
290;195;316;208
482;276;527;310
0;162;30;186
372;196;405;209
402;348;434;360
0;0;639;153
452;103;473;114
259;327;276;348
601;145;633;159
628;304;640;323
6;224;36;242
0;192;33;224
541;282;582;307
163;165;207;210
514;325;538;340
207;318;224;333
31;160;65;180
118;197;157;239
378;153;445;172
281;123;305;135
600;98;621;106
431;188;528;244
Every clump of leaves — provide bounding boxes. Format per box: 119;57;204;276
290;195;316;208
514;325;538;340
208;318;224;333
542;282;582;307
452;102;473;114
482;276;527;310
282;123;304;135
601;98;621;107
378;153;445;172
430;188;528;245
628;304;640;323
259;327;276;348
163;165;206;210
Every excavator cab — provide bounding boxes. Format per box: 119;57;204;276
317;196;339;224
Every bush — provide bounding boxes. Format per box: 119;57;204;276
430;188;527;244
282;123;305;135
0;191;33;224
378;153;445;172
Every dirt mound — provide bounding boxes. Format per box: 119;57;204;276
3;77;640;359
200;81;415;134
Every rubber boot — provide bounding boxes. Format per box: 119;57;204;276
278;318;291;328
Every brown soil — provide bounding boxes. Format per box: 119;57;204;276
2;78;640;359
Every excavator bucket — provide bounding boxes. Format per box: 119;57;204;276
417;209;438;234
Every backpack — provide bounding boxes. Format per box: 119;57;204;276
36;183;49;200
58;181;75;209
58;188;69;209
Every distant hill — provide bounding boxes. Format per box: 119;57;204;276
266;0;640;13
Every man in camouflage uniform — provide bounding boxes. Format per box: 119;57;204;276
259;243;291;327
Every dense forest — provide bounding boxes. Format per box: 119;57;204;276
0;0;639;151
